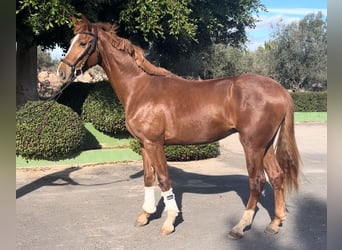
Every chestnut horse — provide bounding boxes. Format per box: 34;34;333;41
57;15;301;239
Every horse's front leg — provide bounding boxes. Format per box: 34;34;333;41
135;144;157;227
136;141;179;235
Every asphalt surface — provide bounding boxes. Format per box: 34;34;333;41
16;123;327;250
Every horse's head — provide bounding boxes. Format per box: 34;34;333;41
57;15;101;83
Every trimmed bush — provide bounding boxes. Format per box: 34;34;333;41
129;139;220;161
82;82;127;135
16;101;86;160
290;92;327;112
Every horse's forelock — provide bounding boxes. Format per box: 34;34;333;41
73;18;95;34
96;22;119;35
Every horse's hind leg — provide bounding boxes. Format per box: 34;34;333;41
263;146;286;234
229;141;266;239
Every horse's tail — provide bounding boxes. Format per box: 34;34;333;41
276;97;302;192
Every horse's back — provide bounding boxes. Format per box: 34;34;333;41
231;73;288;96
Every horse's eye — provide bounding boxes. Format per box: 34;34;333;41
80;41;87;47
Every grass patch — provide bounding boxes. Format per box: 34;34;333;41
83;123;131;149
295;112;327;123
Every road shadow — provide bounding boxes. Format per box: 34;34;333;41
16;166;131;199
129;165;326;249
16;163;326;249
16;166;81;199
129;165;275;234
225;195;327;250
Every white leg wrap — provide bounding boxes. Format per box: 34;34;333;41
234;209;255;230
241;209;255;226
161;188;179;213
142;186;156;214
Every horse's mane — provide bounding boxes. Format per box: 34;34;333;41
95;22;175;77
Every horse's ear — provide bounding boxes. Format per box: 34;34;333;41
71;14;90;26
71;16;79;26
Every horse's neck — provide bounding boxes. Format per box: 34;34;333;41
98;42;144;108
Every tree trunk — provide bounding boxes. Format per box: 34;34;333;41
16;40;38;106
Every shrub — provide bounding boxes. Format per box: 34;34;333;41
129;139;220;161
16;101;86;160
82;82;127;135
290;92;327;112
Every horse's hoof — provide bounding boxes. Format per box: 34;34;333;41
160;225;174;235
135;219;148;227
264;224;279;234
228;230;244;240
134;211;150;227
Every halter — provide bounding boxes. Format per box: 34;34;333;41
61;25;101;81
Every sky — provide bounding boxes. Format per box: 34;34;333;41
247;0;327;50
50;0;327;59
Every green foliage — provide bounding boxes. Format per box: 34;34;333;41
16;101;86;160
170;12;327;92
129;139;220;161
17;0;265;55
200;44;246;78
149;0;265;65
81;82;127;135
17;0;75;34
169;44;247;78
120;0;197;42
191;0;265;47
290;92;327;112
269;12;327;90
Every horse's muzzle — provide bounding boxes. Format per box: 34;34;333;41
57;62;73;83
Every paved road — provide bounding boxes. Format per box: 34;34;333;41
16;123;327;250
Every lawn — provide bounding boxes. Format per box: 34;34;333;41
16;113;326;168
294;112;327;123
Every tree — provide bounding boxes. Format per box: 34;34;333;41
269;12;327;90
243;40;277;77
16;0;75;105
37;47;59;71
16;0;265;105
148;0;266;68
199;44;246;78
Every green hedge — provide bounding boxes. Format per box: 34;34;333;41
81;82;127;135
129;139;220;161
16;101;86;160
290;92;327;112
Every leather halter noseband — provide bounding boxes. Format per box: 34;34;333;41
61;25;101;81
